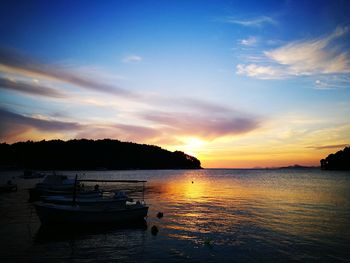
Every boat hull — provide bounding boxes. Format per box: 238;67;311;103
35;203;148;224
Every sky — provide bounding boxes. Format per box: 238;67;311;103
0;0;350;168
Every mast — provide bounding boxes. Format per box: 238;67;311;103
73;174;78;205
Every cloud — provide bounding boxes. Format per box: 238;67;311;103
265;26;350;75
236;64;284;79
227;16;277;27
0;108;81;132
0;47;135;97
75;123;161;143
307;144;349;150
157;97;234;114
141;111;259;139
314;79;342;90
0;107;82;142
239;36;257;46
122;55;142;63
0;107;164;143
314;75;350;89
237;26;350;80
0;77;66;98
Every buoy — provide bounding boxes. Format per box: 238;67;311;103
151;225;159;235
157;212;164;218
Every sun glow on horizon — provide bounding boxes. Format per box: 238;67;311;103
179;137;206;158
1;1;350;168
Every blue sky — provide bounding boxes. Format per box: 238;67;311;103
1;0;350;167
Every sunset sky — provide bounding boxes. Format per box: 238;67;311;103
1;0;350;168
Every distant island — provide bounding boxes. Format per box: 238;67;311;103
276;164;319;169
320;146;350;170
0;139;202;170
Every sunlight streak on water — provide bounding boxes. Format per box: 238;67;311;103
1;169;350;262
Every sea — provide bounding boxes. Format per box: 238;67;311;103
0;168;349;262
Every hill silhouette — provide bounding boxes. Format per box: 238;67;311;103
0;139;202;170
320;146;350;170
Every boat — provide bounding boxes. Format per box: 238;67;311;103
42;191;131;207
35;178;149;224
35;201;148;224
29;173;79;201
35;174;76;191
21;170;46;179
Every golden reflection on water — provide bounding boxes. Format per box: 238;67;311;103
173;179;207;200
148;170;350;243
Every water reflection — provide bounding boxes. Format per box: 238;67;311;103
145;169;350;262
35;221;148;243
1;169;350;262
31;222;148;262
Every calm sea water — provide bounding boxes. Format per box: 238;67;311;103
0;169;350;262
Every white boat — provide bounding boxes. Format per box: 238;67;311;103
35;199;148;224
21;170;46;179
35;174;76;191
42;191;131;208
29;173;79;201
35;178;149;224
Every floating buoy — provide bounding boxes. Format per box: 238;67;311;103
151;225;159;235
156;212;164;218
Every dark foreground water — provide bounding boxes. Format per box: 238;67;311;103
1;169;350;262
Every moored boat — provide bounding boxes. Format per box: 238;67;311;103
35;201;148;224
34;178;149;224
22;170;46;179
42;191;130;207
29;173;79;201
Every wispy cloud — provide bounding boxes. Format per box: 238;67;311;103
314;75;350;89
239;36;257;46
236;64;284;79
0;107;163;143
227;16;277;27
141;111;259;139
122;55;142;63
75;123;161;143
237;26;350;81
0;107;82;142
154;97;235;115
265;26;350;75
0;77;66;98
0;47;135;97
0;108;81;132
307;144;349;150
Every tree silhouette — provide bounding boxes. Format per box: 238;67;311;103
0;139;202;170
320;146;350;170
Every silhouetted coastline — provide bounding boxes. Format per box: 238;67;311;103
0;139;202;170
320;146;350;170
